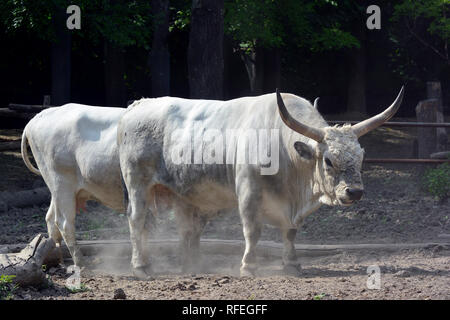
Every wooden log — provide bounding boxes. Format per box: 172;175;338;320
430;151;450;160
0;108;35;120
0;234;55;286
0;141;21;151
415;99;439;158
8;103;52;113
0;187;50;212
427;81;447;152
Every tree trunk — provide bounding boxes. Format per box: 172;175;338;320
416;99;439;158
223;36;233;99
347;25;367;114
347;49;366;114
241;50;257;94
104;42;126;107
427;81;447;152
0;187;50;212
0;234;55;286
263;47;281;93
51;7;71;106
149;0;170;97
240;45;266;96
188;0;224;99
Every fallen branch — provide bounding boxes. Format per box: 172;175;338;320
0;234;55;286
430;151;450;160
0;108;35;120
0;187;50;212
8;103;52;113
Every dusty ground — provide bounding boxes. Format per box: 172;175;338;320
9;247;450;300
0;123;449;300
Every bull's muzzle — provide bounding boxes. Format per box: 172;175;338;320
345;188;364;201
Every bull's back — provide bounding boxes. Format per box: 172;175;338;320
26;104;126;210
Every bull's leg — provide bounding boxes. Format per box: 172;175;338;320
240;219;262;276
140;209;156;274
238;199;262;276
175;206;194;273
281;228;301;276
45;198;64;264
53;188;85;268
236;175;262;277
190;212;207;271
175;208;207;273
127;187;152;279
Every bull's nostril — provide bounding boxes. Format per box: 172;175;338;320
346;188;364;200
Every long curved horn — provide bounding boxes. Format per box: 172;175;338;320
276;89;325;142
313;97;320;109
352;86;405;138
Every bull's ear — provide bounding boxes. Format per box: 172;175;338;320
294;141;313;160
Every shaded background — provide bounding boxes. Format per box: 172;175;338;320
0;0;448;121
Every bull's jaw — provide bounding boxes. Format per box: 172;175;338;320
320;195;357;207
338;198;356;206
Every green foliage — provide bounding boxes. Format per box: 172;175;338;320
390;0;450;81
313;293;326;300
80;0;151;48
0;275;17;300
224;0;359;55
392;0;450;41
225;0;284;49
169;7;191;32
66;282;89;294
0;0;152;48
423;162;450;200
309;25;360;51
0;0;59;40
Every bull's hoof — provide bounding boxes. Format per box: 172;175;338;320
282;263;302;276
73;255;88;269
132;265;153;280
240;266;257;277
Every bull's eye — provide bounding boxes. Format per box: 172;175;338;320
325;157;333;168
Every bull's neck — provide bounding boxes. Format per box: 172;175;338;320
280;126;323;226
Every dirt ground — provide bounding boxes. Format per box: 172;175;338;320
0;124;449;300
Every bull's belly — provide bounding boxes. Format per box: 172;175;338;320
77;182;125;213
180;181;238;212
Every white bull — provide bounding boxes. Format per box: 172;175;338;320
117;87;404;278
21;104;126;265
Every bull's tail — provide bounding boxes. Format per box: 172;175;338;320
120;169;130;215
21;128;41;176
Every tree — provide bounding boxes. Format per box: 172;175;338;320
82;0;151;106
339;1;370;115
224;0;360;96
0;0;73;105
51;4;72;105
390;0;450;82
0;0;152;106
149;0;171;97
188;0;224;99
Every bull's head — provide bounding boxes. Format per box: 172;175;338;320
276;87;404;206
